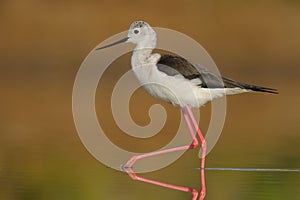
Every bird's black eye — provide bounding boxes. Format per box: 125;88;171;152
134;29;139;34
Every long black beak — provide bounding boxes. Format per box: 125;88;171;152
95;37;129;50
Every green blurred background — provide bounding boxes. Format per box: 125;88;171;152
1;0;300;200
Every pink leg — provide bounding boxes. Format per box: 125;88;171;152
123;106;205;200
185;105;206;200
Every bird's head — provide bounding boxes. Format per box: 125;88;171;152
96;21;156;51
127;21;156;45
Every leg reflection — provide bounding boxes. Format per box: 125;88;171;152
124;167;199;200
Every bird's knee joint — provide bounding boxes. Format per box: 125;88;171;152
190;140;199;149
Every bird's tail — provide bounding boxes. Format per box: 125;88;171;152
223;77;279;94
244;84;278;94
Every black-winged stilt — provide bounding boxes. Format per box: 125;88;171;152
96;21;278;200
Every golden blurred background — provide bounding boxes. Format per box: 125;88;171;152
1;0;300;199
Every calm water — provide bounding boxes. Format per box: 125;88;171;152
1;137;299;200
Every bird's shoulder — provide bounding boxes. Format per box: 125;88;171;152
156;54;228;88
157;54;203;79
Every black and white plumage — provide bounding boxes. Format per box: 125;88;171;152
157;54;278;92
97;21;277;108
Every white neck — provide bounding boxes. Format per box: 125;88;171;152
134;35;156;51
131;36;157;69
131;50;152;70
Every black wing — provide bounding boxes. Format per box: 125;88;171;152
157;54;278;94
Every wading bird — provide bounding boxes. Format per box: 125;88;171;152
96;21;277;200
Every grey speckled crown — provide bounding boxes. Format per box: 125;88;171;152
130;21;149;29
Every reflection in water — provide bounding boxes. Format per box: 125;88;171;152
123;167;206;200
122;167;299;200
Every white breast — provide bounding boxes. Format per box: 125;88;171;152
132;63;218;108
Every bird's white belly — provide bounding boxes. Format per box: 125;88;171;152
132;65;218;108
